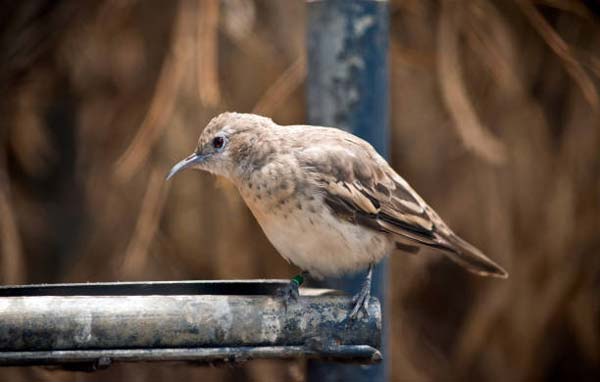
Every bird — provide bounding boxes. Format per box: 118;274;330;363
166;112;508;318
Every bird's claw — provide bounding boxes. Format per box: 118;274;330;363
349;285;371;320
275;281;300;310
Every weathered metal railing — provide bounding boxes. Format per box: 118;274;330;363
0;280;381;370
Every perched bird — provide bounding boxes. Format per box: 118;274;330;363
167;112;508;318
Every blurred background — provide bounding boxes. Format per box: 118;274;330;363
1;0;599;381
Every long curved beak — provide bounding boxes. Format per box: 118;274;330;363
166;153;207;181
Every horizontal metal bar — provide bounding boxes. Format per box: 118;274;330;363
0;295;380;351
0;345;382;369
0;280;381;367
0;279;319;297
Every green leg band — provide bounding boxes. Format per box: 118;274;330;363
291;274;304;286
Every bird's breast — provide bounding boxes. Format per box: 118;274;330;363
240;188;392;278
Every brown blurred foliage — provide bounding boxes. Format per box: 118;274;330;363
1;0;599;381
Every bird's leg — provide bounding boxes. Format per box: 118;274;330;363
276;271;309;309
349;264;373;319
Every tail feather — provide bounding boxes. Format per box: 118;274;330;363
441;234;508;279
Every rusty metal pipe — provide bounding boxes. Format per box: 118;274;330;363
0;280;381;367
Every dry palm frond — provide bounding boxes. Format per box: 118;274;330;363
534;0;592;19
517;0;599;109
120;166;169;278
197;0;221;107
437;0;507;164
464;1;522;95
391;40;435;70
114;0;195;181
252;54;306;116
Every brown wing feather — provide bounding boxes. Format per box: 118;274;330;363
297;136;445;246
321;178;452;251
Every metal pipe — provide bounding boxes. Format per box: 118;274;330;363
306;0;390;380
0;346;381;369
0;280;382;368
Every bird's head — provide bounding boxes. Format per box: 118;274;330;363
166;112;274;181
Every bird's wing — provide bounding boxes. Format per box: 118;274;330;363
298;140;451;250
296;132;508;278
320;174;451;249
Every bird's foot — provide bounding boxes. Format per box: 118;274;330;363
348;264;373;320
349;284;371;320
275;280;300;309
275;272;307;310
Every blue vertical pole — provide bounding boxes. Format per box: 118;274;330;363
306;1;389;381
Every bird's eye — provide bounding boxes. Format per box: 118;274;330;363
212;136;225;150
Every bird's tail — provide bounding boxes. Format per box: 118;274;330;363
441;234;508;279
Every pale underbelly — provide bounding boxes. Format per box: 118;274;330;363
251;207;392;279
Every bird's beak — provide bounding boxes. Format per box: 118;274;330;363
166;153;207;181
